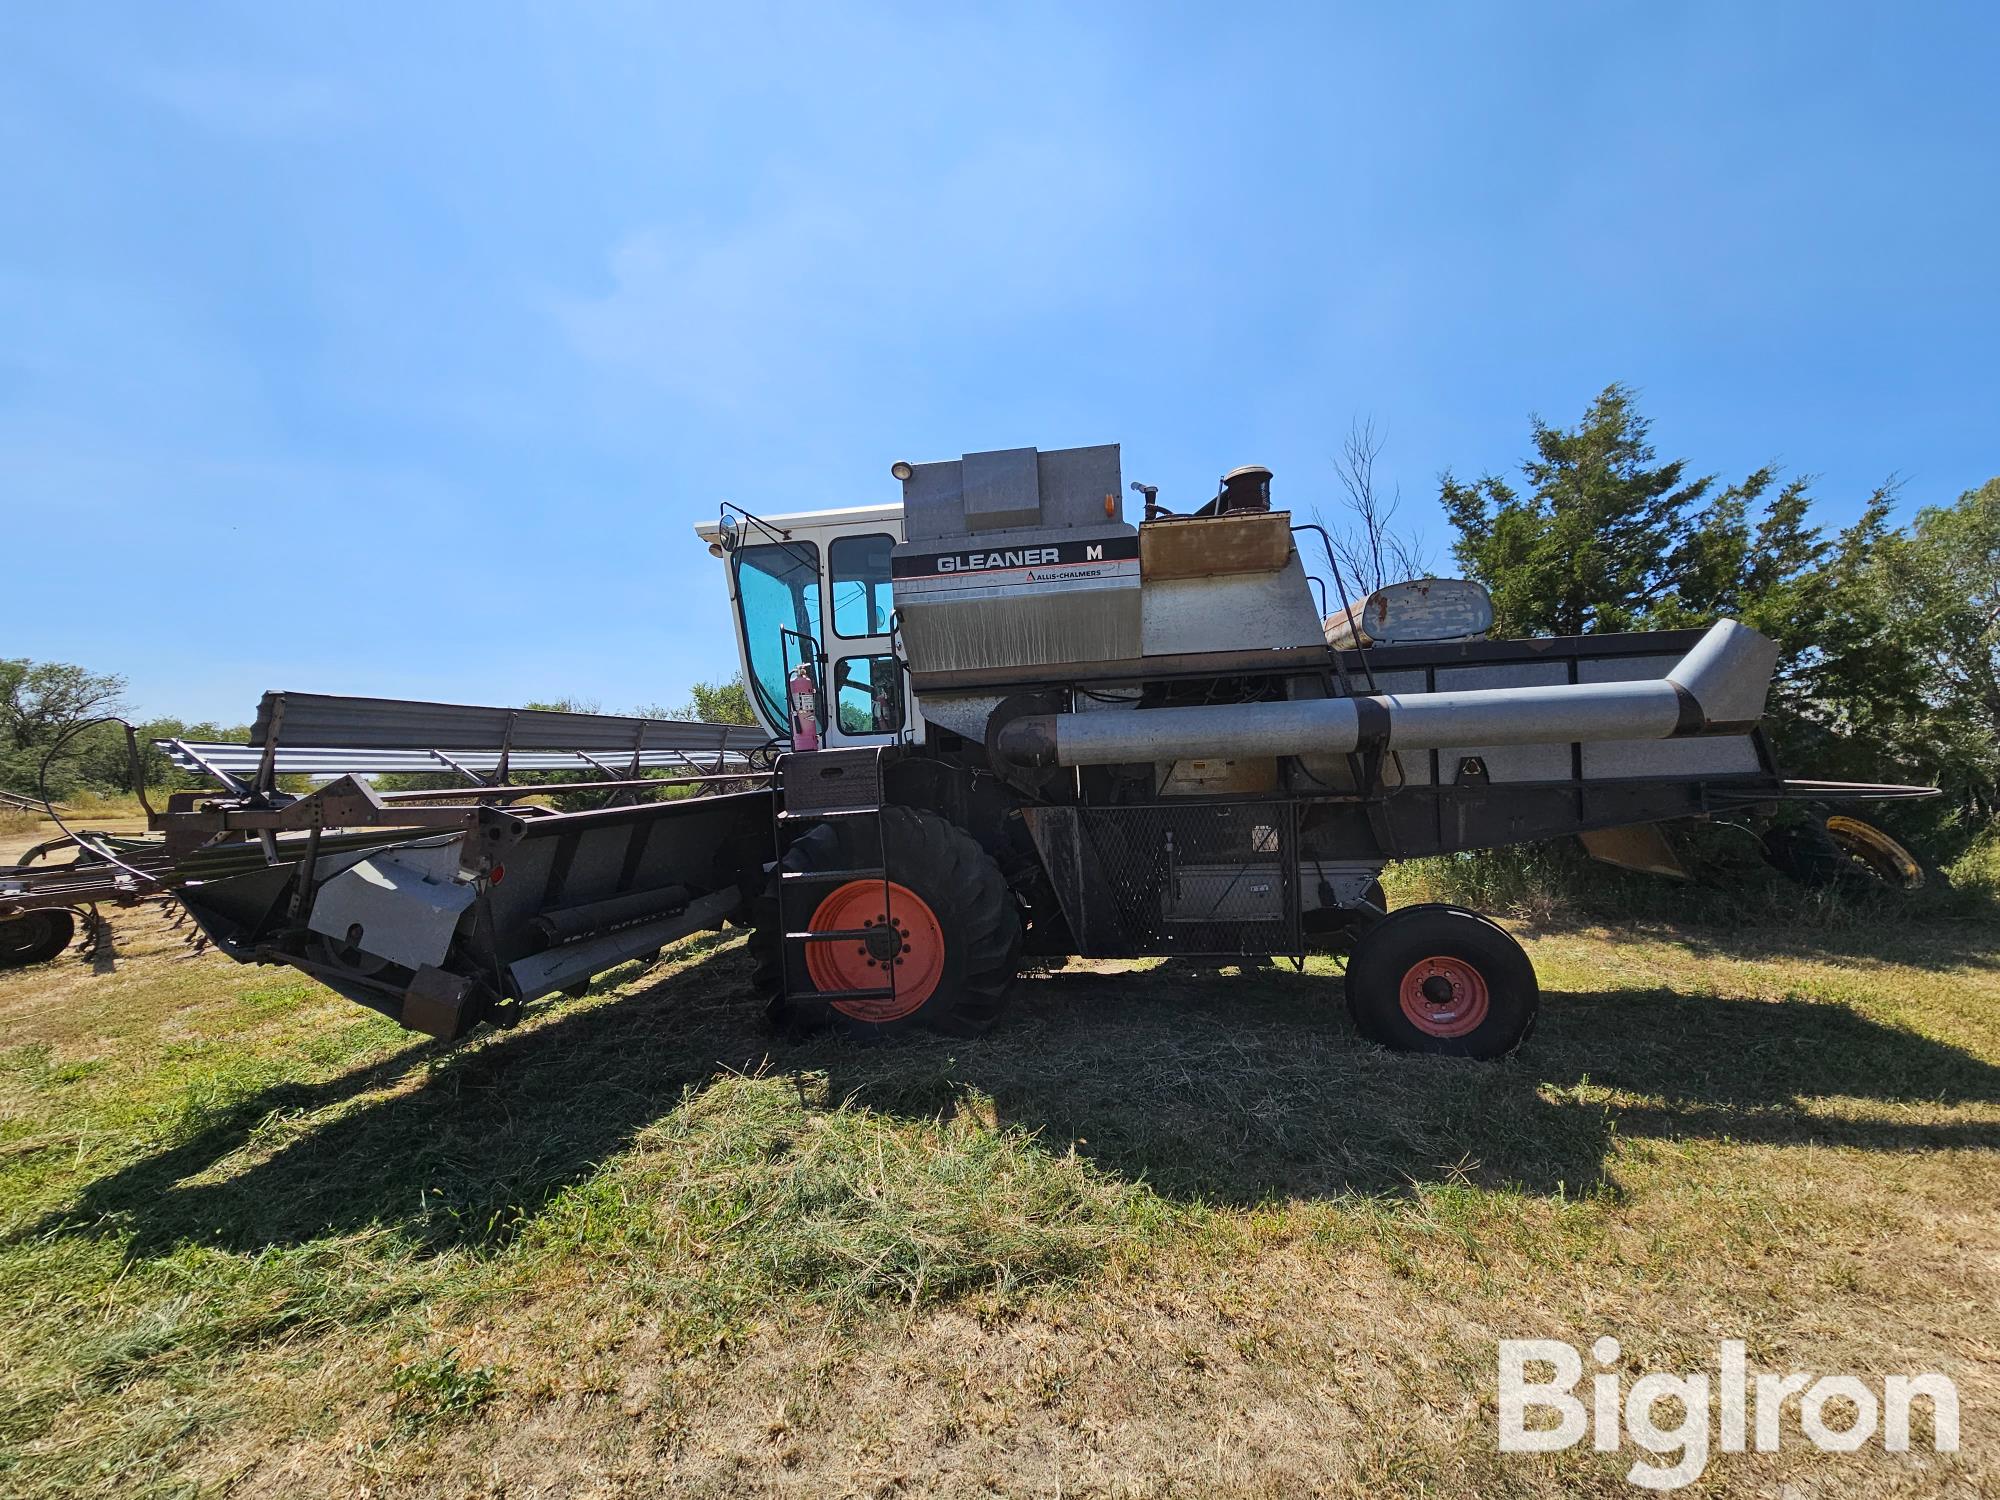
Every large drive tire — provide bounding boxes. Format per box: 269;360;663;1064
754;806;1022;1039
1345;904;1538;1059
0;910;76;969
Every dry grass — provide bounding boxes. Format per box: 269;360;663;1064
0;803;155;865
53;791;156;820
0;804;56;840
1;883;1996;1497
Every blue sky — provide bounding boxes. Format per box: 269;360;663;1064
5;3;1995;726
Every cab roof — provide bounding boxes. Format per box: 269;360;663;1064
693;501;904;544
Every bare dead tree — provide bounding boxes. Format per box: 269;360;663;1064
1317;418;1430;603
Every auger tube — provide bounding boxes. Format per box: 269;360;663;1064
996;619;1780;770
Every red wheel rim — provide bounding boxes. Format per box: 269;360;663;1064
806;880;945;1023
1397;954;1490;1038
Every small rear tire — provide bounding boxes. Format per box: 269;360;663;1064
1345;903;1538;1059
0;910;77;969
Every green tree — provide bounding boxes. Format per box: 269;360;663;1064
676;676;755;726
1867;478;2000;815
1440;384;1714;636
1647;476;1933;783
1;659;125;756
1435;387;1952;808
635;676;756;726
68;716;253;794
1751;494;1934;790
0;658;127;796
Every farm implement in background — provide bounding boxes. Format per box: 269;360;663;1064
1;697;775;988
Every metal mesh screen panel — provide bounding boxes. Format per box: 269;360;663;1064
1078;802;1300;957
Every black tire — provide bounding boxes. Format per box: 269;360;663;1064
753;806;1022;1039
0;910;76;969
1761;813;1864;889
1345;903;1538;1059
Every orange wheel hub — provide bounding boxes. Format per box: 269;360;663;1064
805;880;945;1023
1397;954;1490;1038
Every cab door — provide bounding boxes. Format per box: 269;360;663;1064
821;529;908;747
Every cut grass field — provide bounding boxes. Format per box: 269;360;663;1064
1;860;1996;1495
0;795;154;862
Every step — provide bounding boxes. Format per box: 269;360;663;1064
780;866;887;883
784;927;894;943
778;807;881;821
798;986;898;1002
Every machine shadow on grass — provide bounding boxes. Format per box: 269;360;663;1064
831;960;2000;1202
26;932;2000;1262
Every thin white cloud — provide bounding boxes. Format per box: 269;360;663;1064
553;197;868;414
134;65;356;138
550;133;1158;413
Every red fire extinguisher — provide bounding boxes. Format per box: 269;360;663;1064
787;662;820;752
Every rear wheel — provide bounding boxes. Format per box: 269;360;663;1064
754;806;1022;1039
1345;904;1537;1059
1825;815;1925;889
0;910;76;969
1762;810;1925;891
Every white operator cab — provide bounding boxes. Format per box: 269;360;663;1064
696;502;913;751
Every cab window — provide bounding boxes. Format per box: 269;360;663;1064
734;541;822;729
829;533;895;638
834;654;904;736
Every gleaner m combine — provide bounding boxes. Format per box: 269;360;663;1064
57;443;1930;1058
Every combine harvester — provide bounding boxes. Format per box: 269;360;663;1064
17;444;1931;1058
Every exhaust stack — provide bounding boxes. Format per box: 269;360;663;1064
997;619;1779;769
